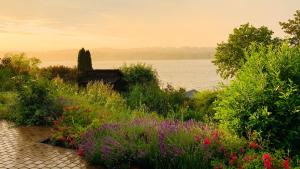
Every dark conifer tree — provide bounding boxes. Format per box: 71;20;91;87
77;48;93;73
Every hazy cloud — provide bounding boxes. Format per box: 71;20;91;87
0;0;299;50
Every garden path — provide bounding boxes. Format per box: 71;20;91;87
0;121;97;169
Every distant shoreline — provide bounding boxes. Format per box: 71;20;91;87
0;47;215;61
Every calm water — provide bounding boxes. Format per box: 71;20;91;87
40;59;225;90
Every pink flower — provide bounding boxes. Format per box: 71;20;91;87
203;137;211;145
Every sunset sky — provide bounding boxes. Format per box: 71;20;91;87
0;0;299;51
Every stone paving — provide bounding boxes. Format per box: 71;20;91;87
0;121;98;169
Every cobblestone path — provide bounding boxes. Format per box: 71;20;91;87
0;121;97;169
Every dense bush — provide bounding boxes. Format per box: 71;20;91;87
0;54;40;91
15;79;63;125
0;68;14;91
186;89;221;122
0;92;17;119
49;80;131;147
120;63;159;90
51;105;96;148
215;44;300;152
126;83;188;116
40;65;77;83
0;53;40;75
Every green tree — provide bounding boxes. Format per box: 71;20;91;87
213;23;275;79
214;44;300;152
77;48;93;73
280;10;300;46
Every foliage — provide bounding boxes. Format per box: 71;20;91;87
0;53;40;91
120;63;159;90
79;117;294;169
280;10;300;46
51;106;96;148
125;83;188;116
49;80;131;147
187;89;221;122
2;52;299;169
15;79;63;125
0;68;14;91
213;23;276;79
40;65;77;83
77;48;93;73
0;92;18;119
0;53;40;75
214;44;300;152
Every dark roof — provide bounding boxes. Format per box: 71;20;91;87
78;69;123;85
185;89;198;98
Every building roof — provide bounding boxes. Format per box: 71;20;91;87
78;69;123;85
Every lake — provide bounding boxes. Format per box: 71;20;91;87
40;59;226;90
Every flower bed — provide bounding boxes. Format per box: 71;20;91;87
78;117;293;169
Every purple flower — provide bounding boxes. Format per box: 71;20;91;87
100;136;122;160
158;131;166;156
99;123;120;132
172;145;184;157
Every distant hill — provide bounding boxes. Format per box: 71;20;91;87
0;47;215;62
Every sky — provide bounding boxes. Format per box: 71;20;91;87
0;0;299;51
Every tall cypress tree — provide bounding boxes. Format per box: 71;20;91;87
85;50;93;71
77;48;93;73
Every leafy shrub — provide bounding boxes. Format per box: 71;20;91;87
0;54;40;91
0;92;18;119
51;106;96;148
0;68;14;91
215;44;300;152
120;63;159;91
187;89;221;122
0;53;40;76
41;65;77;83
16;79;63;125
49;80;131;146
126;83;187;116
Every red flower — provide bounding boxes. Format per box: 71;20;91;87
229;153;238;166
212;130;219;140
77;147;84;156
243;155;251;162
262;153;271;169
215;162;223;169
284;159;289;169
203;137;211;145
194;135;200;142
240;146;245;153
249;141;263;150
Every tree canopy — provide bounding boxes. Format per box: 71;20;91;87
280;10;300;46
213;23;275;79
